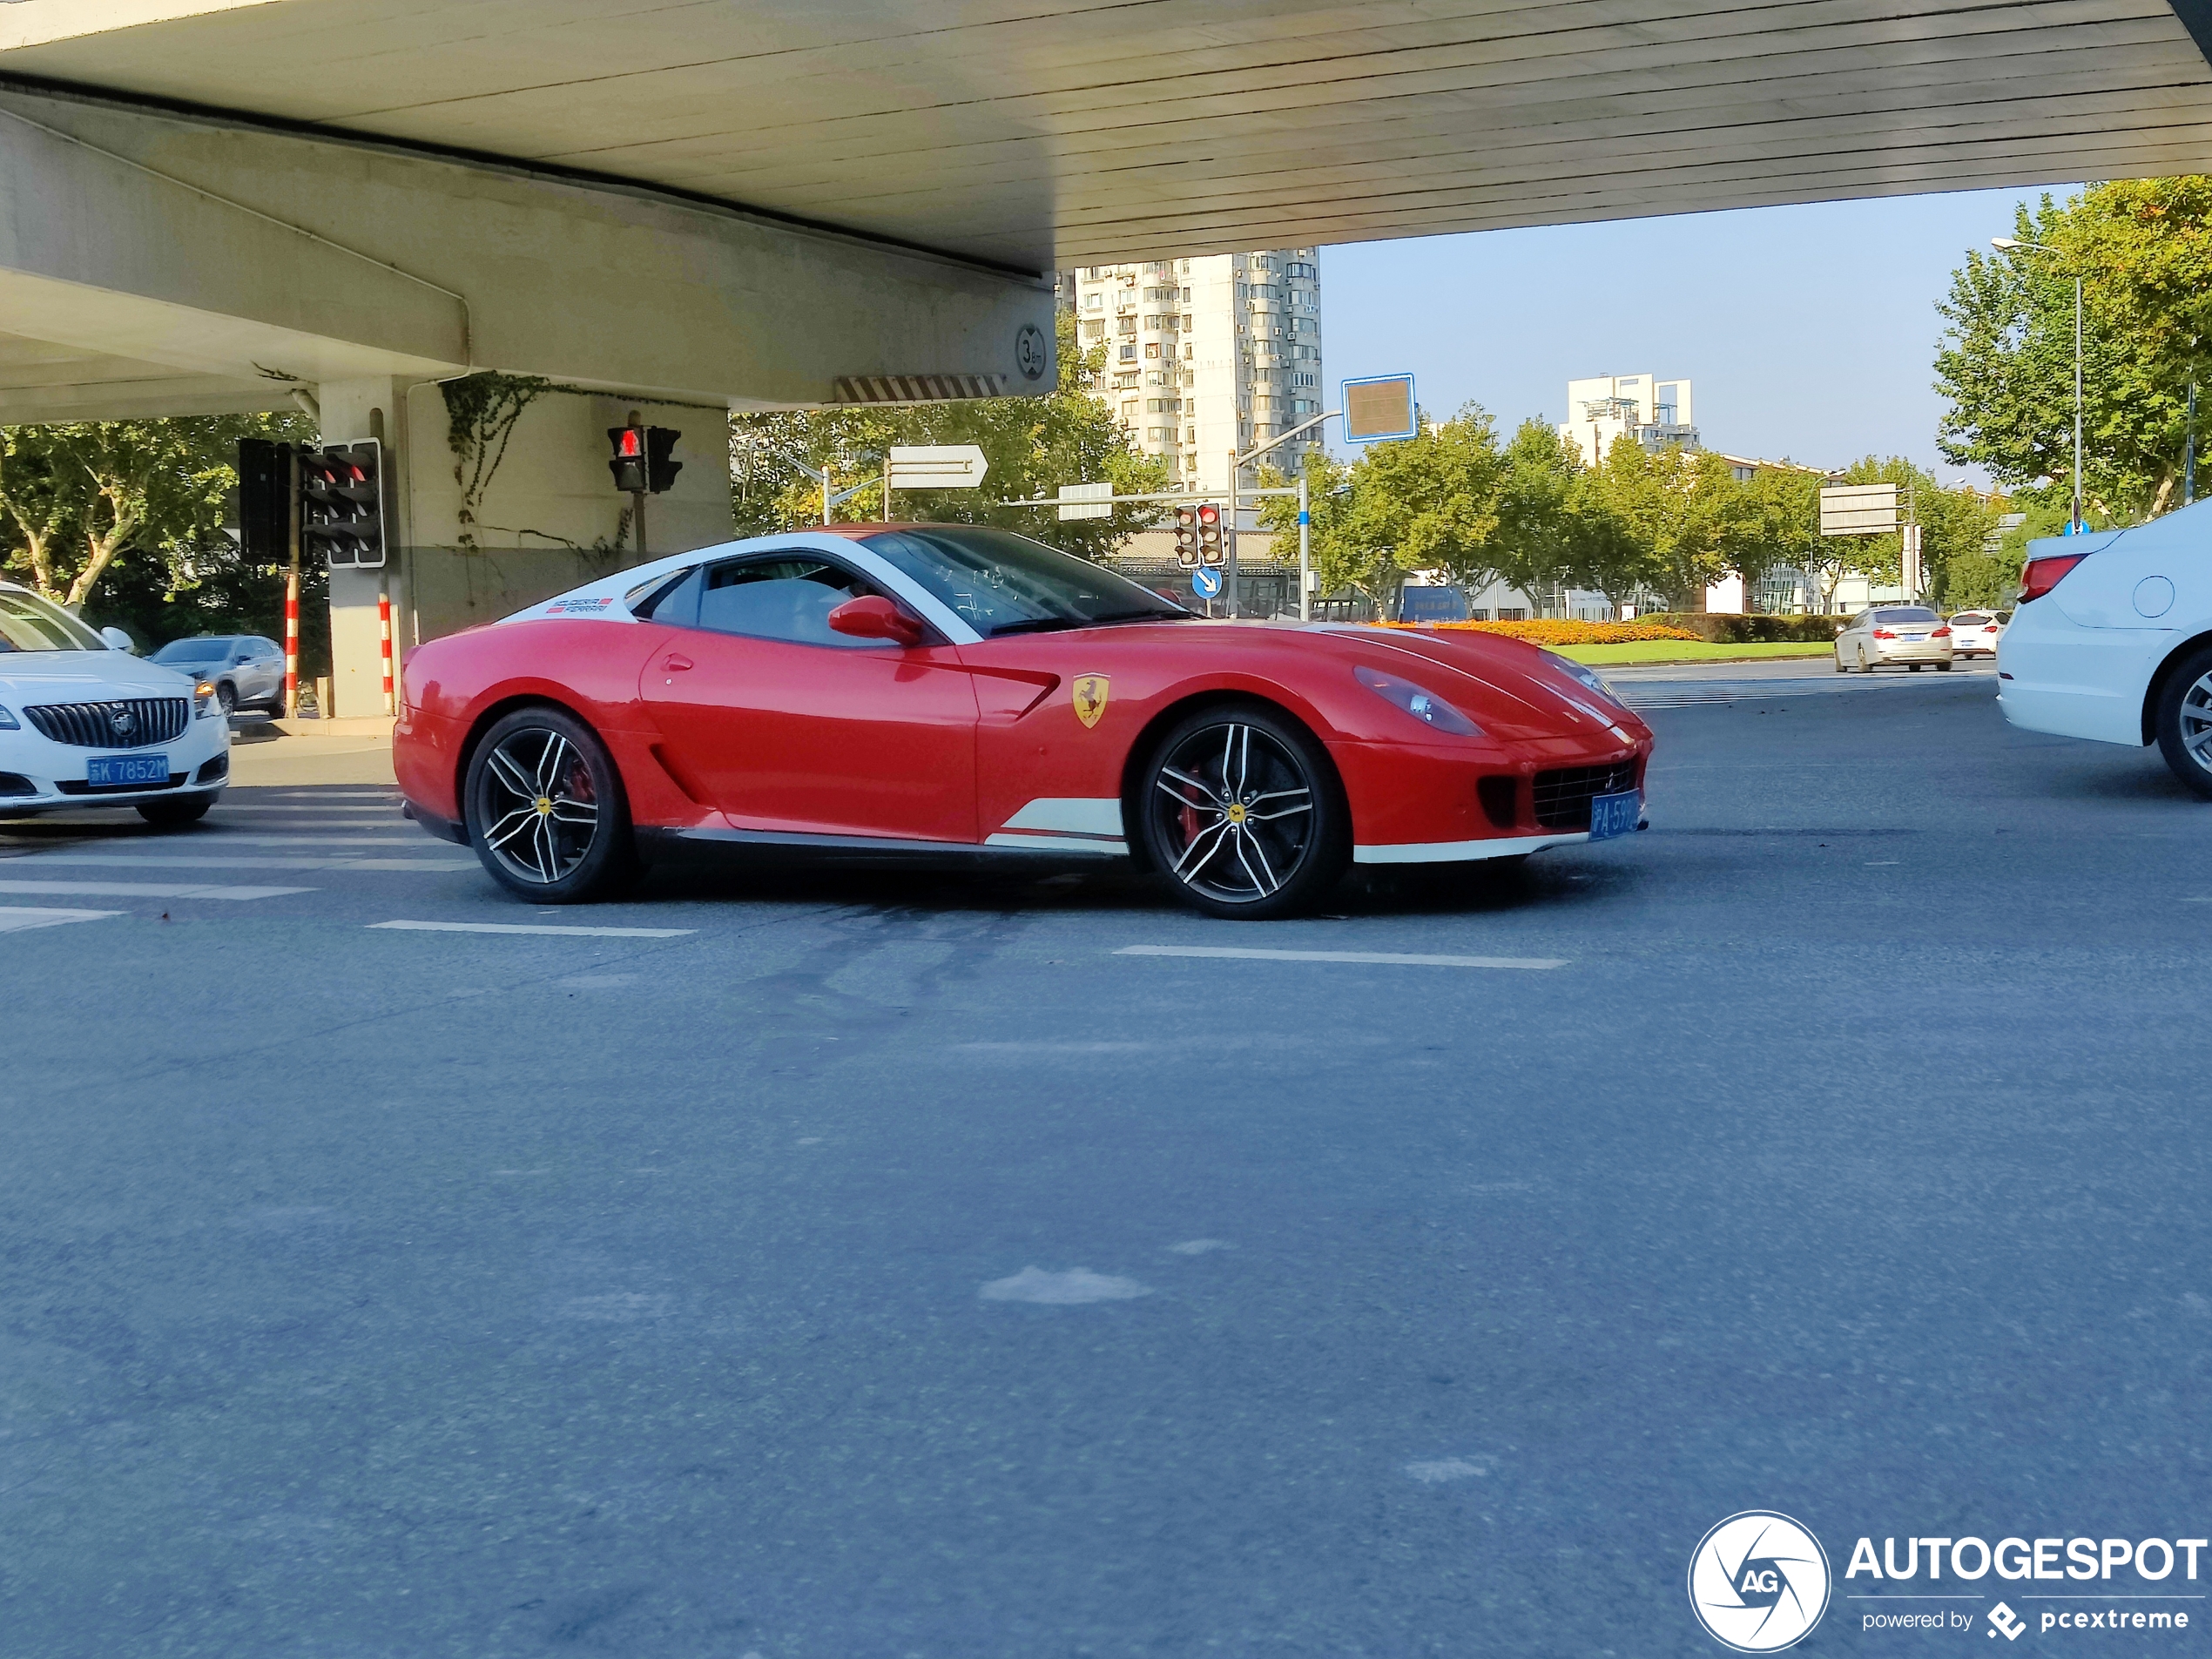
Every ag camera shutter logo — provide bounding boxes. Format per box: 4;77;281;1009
1689;1511;1831;1651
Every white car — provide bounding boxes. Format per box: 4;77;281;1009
0;582;232;824
2000;504;2212;796
1832;605;1955;672
1947;609;2005;658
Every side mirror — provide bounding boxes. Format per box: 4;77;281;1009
99;626;135;653
828;595;925;647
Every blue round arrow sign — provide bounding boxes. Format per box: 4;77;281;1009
1191;566;1224;598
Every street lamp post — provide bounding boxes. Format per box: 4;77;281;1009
1231;408;1340;620
1992;236;2084;534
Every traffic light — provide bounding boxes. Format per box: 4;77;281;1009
234;437;292;566
1197;501;1224;566
608;424;647;493
644;427;682;493
610;424;683;494
301;441;385;569
1173;505;1199;567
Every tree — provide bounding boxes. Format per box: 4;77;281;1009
1936;179;2212;526
0;414;308;610
1258;402;1507;613
1583;439;1750;610
728;312;1169;560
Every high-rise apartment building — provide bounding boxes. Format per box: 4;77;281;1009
1069;249;1325;498
1561;373;1697;465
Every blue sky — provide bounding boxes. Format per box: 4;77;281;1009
1318;184;2081;484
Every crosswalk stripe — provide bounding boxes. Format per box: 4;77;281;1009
209;805;402;814
10;853;475;872
0;878;313;900
0;906;123;933
1115;944;1567;969
370;920;692;938
191;835;426;846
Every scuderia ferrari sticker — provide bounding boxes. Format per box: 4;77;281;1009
1072;674;1109;728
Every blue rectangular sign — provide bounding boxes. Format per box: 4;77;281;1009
1341;374;1417;442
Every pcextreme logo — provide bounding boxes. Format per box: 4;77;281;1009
1688;1511;1832;1652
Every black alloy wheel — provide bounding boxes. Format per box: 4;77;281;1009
464;705;638;901
1138;703;1348;920
2155;644;2212;800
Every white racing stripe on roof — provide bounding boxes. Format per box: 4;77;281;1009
368;920;693;938
1115;944;1566;969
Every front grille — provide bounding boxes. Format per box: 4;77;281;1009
56;772;185;796
24;697;191;748
1532;760;1637;831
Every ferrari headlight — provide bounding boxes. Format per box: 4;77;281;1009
1544;651;1625;710
193;680;219;718
0;704;17;731
1354;664;1483;737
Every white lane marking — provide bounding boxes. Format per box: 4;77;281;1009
979;1266;1151;1305
1166;1239;1233;1255
368;920;693;938
1405;1457;1491;1483
185;835;426;846
0;906;123;933
207;819;404;830
1115;944;1567;970
210;804;402;813
10;853;474;872
0;878;312;900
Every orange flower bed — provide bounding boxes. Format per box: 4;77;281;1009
1382;618;1702;644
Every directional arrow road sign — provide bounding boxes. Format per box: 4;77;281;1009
887;445;989;489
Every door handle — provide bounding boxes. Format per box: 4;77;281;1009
664;653;693;671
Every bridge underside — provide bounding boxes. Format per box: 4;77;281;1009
3;0;2209;275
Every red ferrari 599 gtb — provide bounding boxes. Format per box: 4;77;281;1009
393;525;1651;919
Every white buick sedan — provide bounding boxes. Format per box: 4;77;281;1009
2000;504;2212;796
0;582;232;824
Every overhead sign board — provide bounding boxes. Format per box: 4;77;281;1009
887;444;989;489
1343;374;1417;442
1820;483;1898;536
1057;481;1113;521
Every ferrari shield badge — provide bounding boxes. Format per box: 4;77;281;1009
1071;674;1109;729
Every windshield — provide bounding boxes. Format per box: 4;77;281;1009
0;587;108;652
152;638;233;664
860;526;1190;636
1874;607;1939;624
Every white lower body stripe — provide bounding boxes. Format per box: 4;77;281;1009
1352;831;1590;865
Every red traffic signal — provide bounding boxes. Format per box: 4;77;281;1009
1196;501;1224;565
608;425;648;492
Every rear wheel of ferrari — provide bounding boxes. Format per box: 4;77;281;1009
464;706;637;902
1139;703;1348;921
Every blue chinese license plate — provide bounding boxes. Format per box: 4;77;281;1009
86;753;170;787
1588;788;1640;840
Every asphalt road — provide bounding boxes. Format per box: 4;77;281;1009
5;662;2209;1657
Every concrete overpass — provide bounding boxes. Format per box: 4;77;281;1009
3;0;2210;707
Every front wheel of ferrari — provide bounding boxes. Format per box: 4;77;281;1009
463;706;638;902
1138;703;1348;920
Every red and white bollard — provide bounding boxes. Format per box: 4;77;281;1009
379;586;395;716
283;569;300;718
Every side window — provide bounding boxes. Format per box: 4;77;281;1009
253;637;280;657
678;553;887;648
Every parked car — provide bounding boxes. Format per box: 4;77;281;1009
1832;605;1954;672
0;582;231;823
393;525;1655;918
149;634;286;713
2000;505;2212;795
1947;610;2004;658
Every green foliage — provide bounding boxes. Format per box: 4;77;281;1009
440;372;556;553
1937;179;2212;524
728;313;1169;561
0;413;312;610
1258;402;1507;611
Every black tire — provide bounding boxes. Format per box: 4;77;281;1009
216;682;237;714
1833;652;1846;674
1937;662;1952;672
137;794;212;827
2154;644;2212;799
1909;663;1923;672
463;705;639;901
1136;701;1349;920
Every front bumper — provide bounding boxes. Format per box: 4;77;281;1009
0;713;231;813
1332;735;1649;864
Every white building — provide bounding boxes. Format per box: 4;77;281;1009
1560;373;1696;466
1069;250;1325;498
